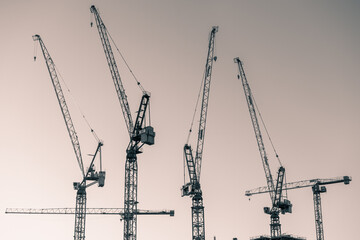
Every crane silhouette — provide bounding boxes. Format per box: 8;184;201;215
234;58;292;238
246;176;352;240
33;34;105;240
90;5;173;240
181;26;218;240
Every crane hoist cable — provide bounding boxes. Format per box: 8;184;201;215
186;72;205;145
91;20;146;94
236;59;282;168
252;93;282;167
250;86;288;197
33;43;101;143
186;29;217;146
55;65;101;143
184;64;207;186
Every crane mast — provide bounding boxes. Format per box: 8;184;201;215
245;176;351;240
90;6;155;240
182;26;218;240
234;58;291;238
33;34;105;240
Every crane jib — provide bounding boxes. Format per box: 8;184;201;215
33;35;85;178
90;5;134;136
234;58;276;202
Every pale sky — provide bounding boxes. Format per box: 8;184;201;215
0;1;359;240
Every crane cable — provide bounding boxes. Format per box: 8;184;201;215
55;65;101;143
33;44;101;144
105;27;146;94
251;91;282;167
251;90;289;198
184;62;207;185
186;70;206;145
186;29;217;145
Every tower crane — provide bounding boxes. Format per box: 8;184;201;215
234;58;292;238
33;34;105;240
245;176;352;240
181;26;218;240
90;6;166;240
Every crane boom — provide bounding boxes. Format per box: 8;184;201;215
33;34;85;177
195;26;218;182
245;176;352;196
5;208;174;216
234;58;275;202
234;58;291;238
90;5;134;137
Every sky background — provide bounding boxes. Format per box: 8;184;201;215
0;1;359;240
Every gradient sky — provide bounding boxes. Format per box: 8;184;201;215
1;1;359;240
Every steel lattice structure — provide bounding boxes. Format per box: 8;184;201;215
246;176;351;240
90;6;164;240
5;208;174;216
181;26;218;240
33;34;105;240
234;58;292;238
74;188;86;240
6;206;174;238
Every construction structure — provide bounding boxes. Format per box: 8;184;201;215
181;26;218;240
246;176;352;240
250;234;306;240
6;208;174;216
234;58;293;239
33;34;105;240
90;5;171;240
